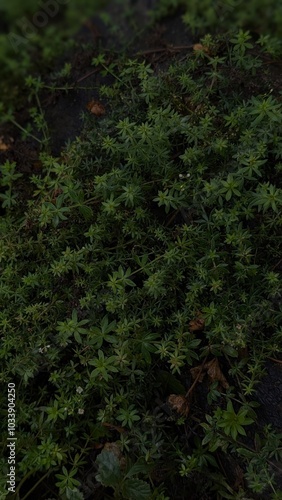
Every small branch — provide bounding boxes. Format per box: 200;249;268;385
267;357;282;365
75;67;100;84
165;209;179;227
9;118;42;144
271;258;282;271
136;45;194;56
186;355;208;399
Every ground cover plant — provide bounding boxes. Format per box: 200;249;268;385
1;1;282;499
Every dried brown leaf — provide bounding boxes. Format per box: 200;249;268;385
0;136;13;151
193;43;209;53
205;358;229;388
190;358;229;389
167;394;190;416
190;366;205;382
189;318;205;331
87;99;105;116
189;312;205;332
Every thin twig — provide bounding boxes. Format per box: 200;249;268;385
271;258;282;270
165;209;179;227
136;45;194;56
74;67;100;84
267;357;282;365
186;355;208;399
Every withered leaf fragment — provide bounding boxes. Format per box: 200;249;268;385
0;136;13;151
193;43;209;54
189;318;205;331
190;365;206;383
206;358;229;388
189;312;205;332
167;394;190;416
87;99;105;116
190;358;229;389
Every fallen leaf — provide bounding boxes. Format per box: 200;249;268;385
190;365;205;382
189;318;205;331
0;136;13;151
87;99;105;116
189;312;205;332
205;358;229;388
190;358;229;389
193;43;209;54
167;394;190;416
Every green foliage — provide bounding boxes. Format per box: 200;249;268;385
153;0;282;52
96;450;151;499
0;161;23;208
213;401;254;440
96;450;122;488
1;20;282;500
0;0;107;127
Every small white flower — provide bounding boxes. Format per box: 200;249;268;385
38;345;51;353
78;408;84;415
186;173;191;178
76;386;83;394
179;173;184;178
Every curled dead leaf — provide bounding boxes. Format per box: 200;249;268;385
0;136;13;151
167;394;190;416
190;365;205;382
206;358;229;389
193;43;209;54
87;99;105;116
189;318;205;331
190;358;229;389
189;312;205;332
